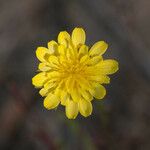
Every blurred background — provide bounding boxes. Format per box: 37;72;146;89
0;0;150;149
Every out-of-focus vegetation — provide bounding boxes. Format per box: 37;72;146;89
0;0;150;149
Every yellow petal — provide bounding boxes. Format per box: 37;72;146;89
89;41;108;57
47;40;58;54
38;63;51;71
58;31;70;47
60;90;69;106
54;88;61;98
65;100;78;119
80;88;93;101
80;55;89;64
71;88;81;102
66;48;74;60
44;81;57;91
39;88;48;97
32;72;47;88
71;28;86;47
78;45;88;59
77;75;91;90
97;59;119;75
47;71;60;78
58;45;66;56
90;83;106;99
43;93;60;110
36;47;49;62
48;55;60;68
79;99;92;117
59;55;66;64
66;77;75;93
88;75;110;84
88;56;102;65
48;55;59;64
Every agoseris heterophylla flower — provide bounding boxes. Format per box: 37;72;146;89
32;27;119;119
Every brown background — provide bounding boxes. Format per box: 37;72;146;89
0;0;150;150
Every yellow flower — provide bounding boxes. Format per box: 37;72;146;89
32;27;119;119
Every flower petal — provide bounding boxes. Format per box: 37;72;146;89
44;81;57;91
65;100;78;119
60;90;69;106
48;55;59;65
32;72;47;88
58;31;70;47
43;93;60;110
79;99;92;117
58;45;66;56
39;88;48;97
72;28;86;47
88;56;102;65
47;40;58;54
88;75;110;84
47;71;60;78
89;41;108;57
77;75;91;90
71;88;81;102
36;47;49;62
90;83;106;99
38;63;51;71
97;59;119;75
80;55;89;64
80;88;93;101
78;45;88;59
66;48;75;60
66;77;75;93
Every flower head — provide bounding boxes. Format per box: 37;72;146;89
32;27;119;119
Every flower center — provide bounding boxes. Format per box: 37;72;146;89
59;59;86;78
